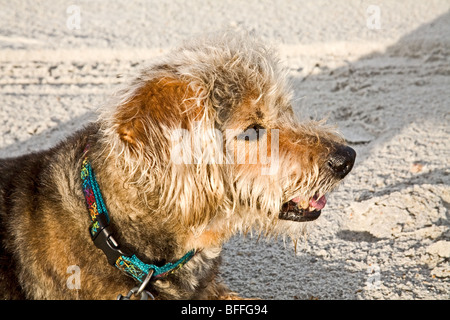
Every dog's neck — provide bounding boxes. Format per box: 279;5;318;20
83;145;183;256
81;147;206;286
90;136;235;250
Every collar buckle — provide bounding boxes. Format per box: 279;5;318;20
91;224;130;266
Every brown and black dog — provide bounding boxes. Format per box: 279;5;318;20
0;32;355;299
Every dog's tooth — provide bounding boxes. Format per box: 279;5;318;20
297;198;309;210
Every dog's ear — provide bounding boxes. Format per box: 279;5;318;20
109;76;226;227
113;77;197;151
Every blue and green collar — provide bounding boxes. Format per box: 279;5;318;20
80;146;196;284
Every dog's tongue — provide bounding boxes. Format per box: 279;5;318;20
309;194;326;210
291;194;327;210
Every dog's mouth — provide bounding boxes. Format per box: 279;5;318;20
279;194;327;222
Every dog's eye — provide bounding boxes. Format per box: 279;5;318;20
237;124;266;141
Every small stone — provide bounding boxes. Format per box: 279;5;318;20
431;266;450;278
426;241;450;258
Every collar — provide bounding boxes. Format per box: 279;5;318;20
80;146;196;284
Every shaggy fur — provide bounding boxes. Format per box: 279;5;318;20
0;32;355;299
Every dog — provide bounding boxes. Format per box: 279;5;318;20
0;32;355;299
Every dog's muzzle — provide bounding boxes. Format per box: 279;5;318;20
279;145;356;222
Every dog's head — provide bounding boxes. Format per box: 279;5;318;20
100;32;355;243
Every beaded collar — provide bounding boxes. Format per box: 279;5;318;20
80;146;196;286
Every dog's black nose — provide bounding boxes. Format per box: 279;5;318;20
327;145;356;179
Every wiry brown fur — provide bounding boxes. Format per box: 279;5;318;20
0;32;354;299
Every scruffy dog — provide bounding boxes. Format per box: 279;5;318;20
0;32;355;299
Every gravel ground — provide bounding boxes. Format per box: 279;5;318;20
1;0;449;299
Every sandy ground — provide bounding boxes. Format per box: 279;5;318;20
0;1;449;299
